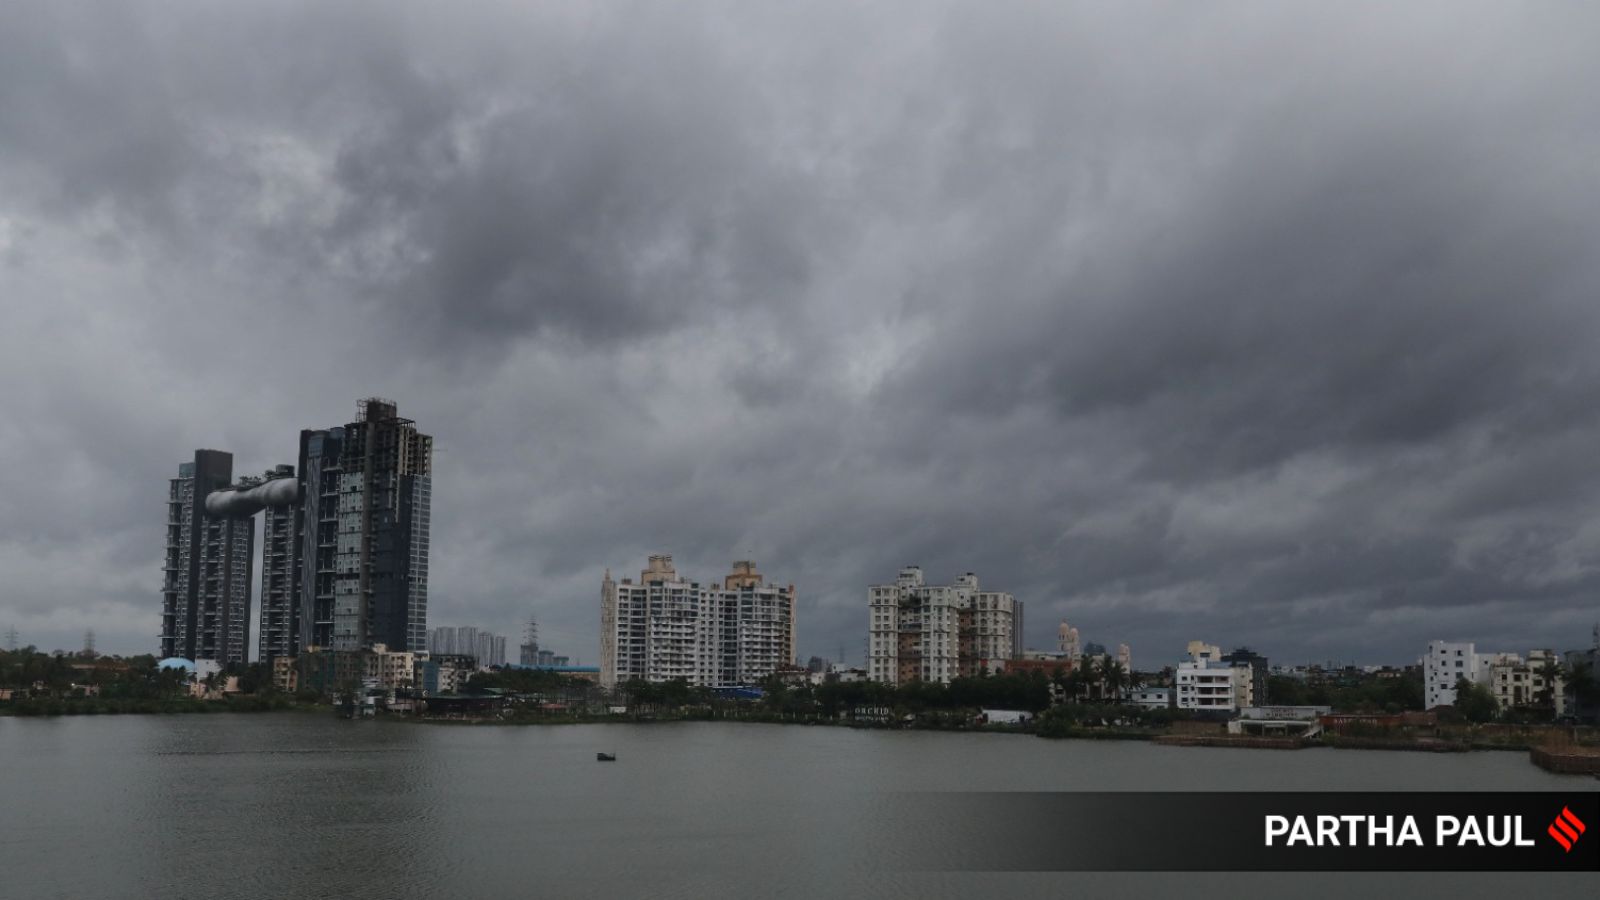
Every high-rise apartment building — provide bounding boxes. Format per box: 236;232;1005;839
256;465;299;660
160;450;254;665
599;556;796;689
252;399;433;658
1012;600;1025;658
331;399;433;653
867;567;1015;686
161;399;432;667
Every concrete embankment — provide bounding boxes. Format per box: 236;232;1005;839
1530;746;1600;775
1153;734;1311;750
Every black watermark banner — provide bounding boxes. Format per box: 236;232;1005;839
881;792;1599;871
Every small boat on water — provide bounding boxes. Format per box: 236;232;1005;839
596;752;617;762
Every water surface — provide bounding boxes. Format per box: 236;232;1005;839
0;714;1588;898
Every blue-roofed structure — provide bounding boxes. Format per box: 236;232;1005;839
713;686;763;701
506;664;600;675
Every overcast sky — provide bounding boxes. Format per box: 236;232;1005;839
3;2;1599;667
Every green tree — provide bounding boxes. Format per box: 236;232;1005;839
1453;676;1498;723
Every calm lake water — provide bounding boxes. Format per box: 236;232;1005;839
0;714;1590;898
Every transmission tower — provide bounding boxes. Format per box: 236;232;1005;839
3;625;17;652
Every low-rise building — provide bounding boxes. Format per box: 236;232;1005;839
1229;706;1331;736
1130;687;1172;710
1176;658;1253;711
416;654;476;695
979;709;1033;726
1489;649;1565;714
271;656;299;693
366;644;415;691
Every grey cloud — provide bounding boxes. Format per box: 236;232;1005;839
1;1;1598;665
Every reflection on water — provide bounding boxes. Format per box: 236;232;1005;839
0;714;1589;899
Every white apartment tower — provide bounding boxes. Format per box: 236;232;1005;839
599;555;795;689
1424;640;1489;709
868;567;1015;685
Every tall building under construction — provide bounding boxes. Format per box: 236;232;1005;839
163;399;434;665
286;398;434;655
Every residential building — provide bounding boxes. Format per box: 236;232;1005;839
160;450;255;665
1221;646;1270;706
208;398;433;660
1176;659;1253;711
327;400;433;653
271;655;299;694
1117;643;1132;673
1130;687;1172;710
600;556;796;689
417;654;476;695
1423;641;1490;709
1489;649;1565;714
255;465;299;661
867;567;1015;686
296;643;417;698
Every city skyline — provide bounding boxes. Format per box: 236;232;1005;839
4;4;1600;665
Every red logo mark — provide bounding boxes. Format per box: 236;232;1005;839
1548;806;1586;852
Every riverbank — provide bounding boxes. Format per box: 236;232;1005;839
0;697;328;716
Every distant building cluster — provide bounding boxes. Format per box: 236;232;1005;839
428;626;507;669
600;556;796;689
1423;640;1571;715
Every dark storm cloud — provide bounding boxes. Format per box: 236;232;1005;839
1;1;1598;665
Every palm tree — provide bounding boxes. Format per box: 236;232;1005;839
1100;660;1128;703
1049;668;1068;705
1062;664;1087;704
1088;657;1111;703
1125;668;1146;694
1536;658;1565;715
